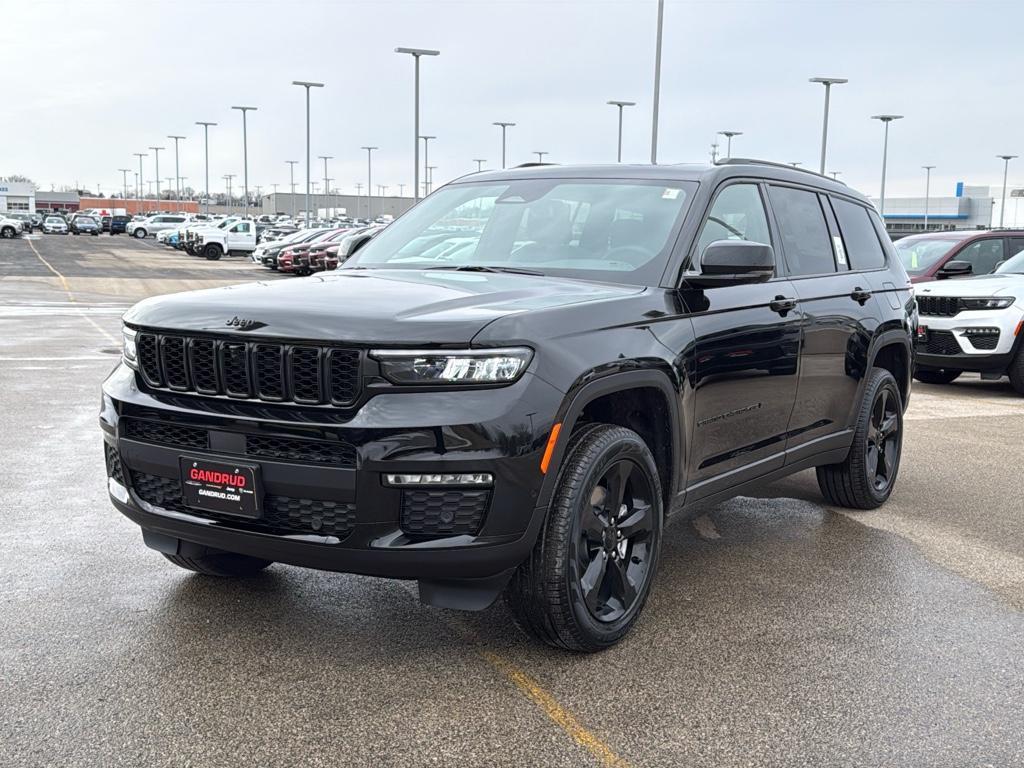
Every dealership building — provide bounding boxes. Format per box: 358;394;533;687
0;181;36;213
869;183;996;238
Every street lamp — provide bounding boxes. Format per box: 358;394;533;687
718;130;742;159
534;151;548;163
285;160;298;219
318;155;332;219
997;155;1017;228
607;100;636;163
292;81;323;227
922;165;935;232
830;170;841;179
809;77;848;174
871;114;904;217
195;122;217;215
362;146;378;220
231;106;257;218
493;122;515;168
473;159;486;172
420;135;435;195
148;147;164;212
167;135;185;212
223;174;235;214
117;169;130;207
134;153;147;212
395;47;440;202
651;0;665;164
789;162;802;167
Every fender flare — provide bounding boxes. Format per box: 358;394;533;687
865;327;914;405
535;368;684;510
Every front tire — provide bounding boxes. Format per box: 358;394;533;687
914;368;960;385
163;549;272;577
1008;349;1024;395
817;367;903;510
505;424;663;652
0;226;16;238
203;243;223;260
133;228;147;239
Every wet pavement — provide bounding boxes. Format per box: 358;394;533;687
2;235;1022;767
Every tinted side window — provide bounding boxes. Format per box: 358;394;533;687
696;183;772;256
832;198;886;270
1009;238;1024;259
767;186;835;276
957;239;1005;275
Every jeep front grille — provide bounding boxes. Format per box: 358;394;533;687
916;296;961;317
133;331;361;406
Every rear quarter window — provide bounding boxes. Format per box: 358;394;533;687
832;198;886;270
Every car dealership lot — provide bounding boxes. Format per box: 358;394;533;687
2;236;1023;767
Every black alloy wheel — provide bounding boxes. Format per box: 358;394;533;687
865;386;899;493
572;459;656;623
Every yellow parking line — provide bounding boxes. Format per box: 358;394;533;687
26;238;119;345
480;650;633;768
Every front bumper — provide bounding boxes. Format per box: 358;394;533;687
915;306;1023;373
100;362;563;583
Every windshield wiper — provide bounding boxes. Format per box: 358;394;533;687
423;265;544;276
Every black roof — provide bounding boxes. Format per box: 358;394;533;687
455;159;868;204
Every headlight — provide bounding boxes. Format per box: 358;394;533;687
122;326;138;368
959;297;1015;310
371;347;533;385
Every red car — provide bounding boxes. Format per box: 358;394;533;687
894;230;1024;283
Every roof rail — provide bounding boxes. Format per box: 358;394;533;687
714;157;846;186
513;162;559;168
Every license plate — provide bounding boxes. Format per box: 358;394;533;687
916;325;929;343
179;457;261;518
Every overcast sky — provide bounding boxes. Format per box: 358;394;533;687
4;0;1023;203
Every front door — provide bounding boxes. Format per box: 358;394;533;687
676;182;802;498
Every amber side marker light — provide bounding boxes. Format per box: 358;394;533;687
540;423;562;474
1015;320;1024;337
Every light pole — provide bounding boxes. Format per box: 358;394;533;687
292;81;324;227
473;159;486;172
195;121;216;215
223;174;235;214
318;155;332;219
998;155;1017;228
355;182;363;220
134;153;147;212
420;135;435;195
809;77;848;174
493;122;515;168
789;162;802;168
118;169;130;207
871;114;903;217
922;165;935;232
718;130;742;159
395;47;440;202
179;177;189;205
148;147;164;211
286;160;298;219
231;106;256;218
325;178;334;219
165;178;174;207
607;100;636;163
398;183;406;196
168;135;185;212
710;143;719;163
427;166;437;194
362;146;378;220
534;151;548;163
651;0;665;164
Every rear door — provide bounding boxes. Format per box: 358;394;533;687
679;181;802;497
766;185;883;462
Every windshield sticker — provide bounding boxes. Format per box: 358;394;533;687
833;235;847;265
662;188;681;200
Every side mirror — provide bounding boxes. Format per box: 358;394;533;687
685;240;775;288
937;260;972;279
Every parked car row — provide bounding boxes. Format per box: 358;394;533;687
252;225;384;276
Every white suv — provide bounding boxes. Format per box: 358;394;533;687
131;214;190;239
914;251;1024;392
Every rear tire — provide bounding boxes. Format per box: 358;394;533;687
817;368;903;510
0;226;16;238
914;368;961;385
505;424;663;652
1008;349;1024;395
163;549;272;577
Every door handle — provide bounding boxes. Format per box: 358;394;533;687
851;287;872;304
769;296;798;315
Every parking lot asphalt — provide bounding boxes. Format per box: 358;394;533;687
2;234;1023;767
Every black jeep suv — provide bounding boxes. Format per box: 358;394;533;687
101;161;915;651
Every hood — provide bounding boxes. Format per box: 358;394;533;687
123;268;644;344
915;274;1024;298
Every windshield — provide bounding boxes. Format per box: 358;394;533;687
46;217;62;224
995;251;1024;274
893;237;961;274
78;217;96;225
345;178;696;284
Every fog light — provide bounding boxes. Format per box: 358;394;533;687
384;473;493;487
963;327;999;336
